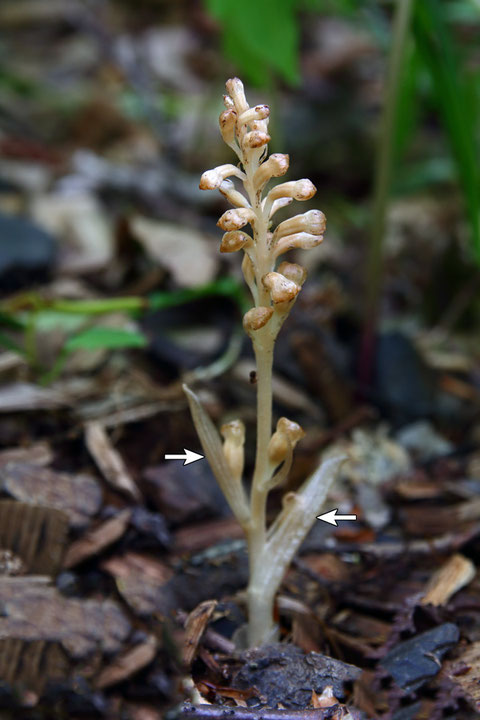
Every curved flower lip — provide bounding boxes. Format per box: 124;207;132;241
266;179;317;202
219;180;250;209
199;164;246;190
273;210;326;242
225;77;249;114
277;261;307;287
243;130;271;149
243;306;274;333
217;207;256;231
268;197;293;218
262;271;300;304
273;231;324;258
254;154;289;193
219;108;237;145
238;105;270;126
220;230;252;253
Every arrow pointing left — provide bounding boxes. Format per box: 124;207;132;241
165;448;204;466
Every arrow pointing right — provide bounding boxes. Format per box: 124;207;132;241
317;508;357;526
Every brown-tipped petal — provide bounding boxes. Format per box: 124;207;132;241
267;179;317;202
226;77;249;114
219;109;237;145
253;154;289;193
274;209;326;241
262;272;300;304
277;261;307;287
238;105;270;126
217;207;256;231
223;94;234;109
273;232;324;257
243;130;270;149
220;231;251;253
219;179;250;208
277;417;305;444
199;164;245;190
243;306;273;333
267;418;305;465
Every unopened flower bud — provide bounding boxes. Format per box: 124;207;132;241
221;419;245;480
223;94;235;109
277;262;307;287
274;210;326;241
243;131;270;149
200;164;245;190
267;179;317;203
273;232;324;258
226;77;249;114
254;154;289;193
242;253;255;288
238;105;270;126
268;417;305;464
217;207;256;231
219;179;250;208
269;197;293;218
220;231;251;253
243;306;273;332
219;108;237;145
262;272;300;304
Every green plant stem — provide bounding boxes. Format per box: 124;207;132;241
361;0;413;384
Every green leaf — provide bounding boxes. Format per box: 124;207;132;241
413;0;480;261
204;0;300;85
65;327;148;352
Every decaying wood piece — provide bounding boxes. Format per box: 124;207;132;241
85;421;141;501
0;501;68;575
0;577;131;658
0;639;68;693
421;553;476;606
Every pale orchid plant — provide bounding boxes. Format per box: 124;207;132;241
183;78;344;648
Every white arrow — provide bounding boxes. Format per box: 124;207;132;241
164;448;204;466
317;508;357;526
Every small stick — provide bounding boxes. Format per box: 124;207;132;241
181;702;365;720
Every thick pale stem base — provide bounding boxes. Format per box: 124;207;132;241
246;570;278;647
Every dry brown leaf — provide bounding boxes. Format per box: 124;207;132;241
85;422;141;501
102;552;173;616
421;553;476;606
0;443;52;469
130;217;217;287
95;636;158;689
0;382;68;411
32;193;113;274
0;463;102;529
183;599;218;667
63;509;131;568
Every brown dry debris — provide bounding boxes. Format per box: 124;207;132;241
0;462;102;528
183;600;218;667
421;553;476;606
85;421;141;501
63;509;131;568
0;501;68;575
96;635;158;689
0;578;130;658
